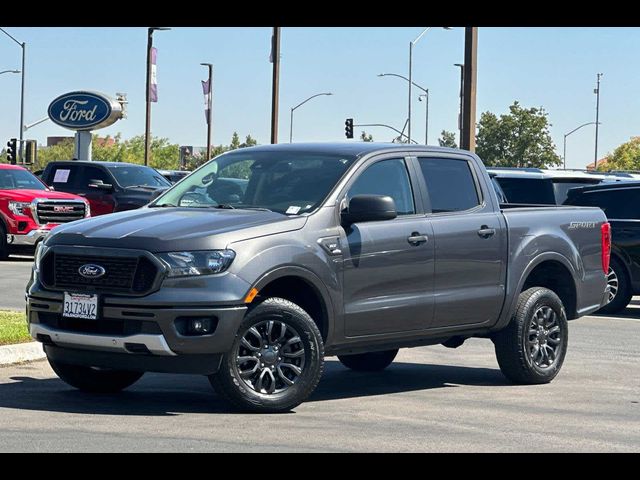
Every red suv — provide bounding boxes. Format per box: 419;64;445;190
0;164;90;260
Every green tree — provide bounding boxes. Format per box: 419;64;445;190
438;130;457;148
476;101;561;168
360;131;374;142
598;137;640;171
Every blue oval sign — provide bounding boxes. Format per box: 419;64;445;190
78;264;106;279
48;91;122;131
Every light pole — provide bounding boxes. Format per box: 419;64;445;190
408;27;451;143
594;73;603;169
289;92;332;143
0;69;20;76
144;27;171;166
563;122;600;170
454;63;464;144
378;73;429;144
1;28;26;162
200;63;213;161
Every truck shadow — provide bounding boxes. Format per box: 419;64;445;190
0;360;508;416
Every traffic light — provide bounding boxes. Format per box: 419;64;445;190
345;118;354;139
25;140;37;165
6;138;17;164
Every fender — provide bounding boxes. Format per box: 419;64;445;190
250;265;336;344
493;251;579;331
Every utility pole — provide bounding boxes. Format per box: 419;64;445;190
270;27;281;144
454;63;464;145
0;28;26;163
200;63;213;161
461;27;477;152
144;27;170;166
594;73;603;170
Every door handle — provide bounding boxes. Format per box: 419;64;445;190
478;226;496;238
407;232;428;246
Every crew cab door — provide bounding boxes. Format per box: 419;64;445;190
339;156;435;336
414;155;507;328
75;166;116;216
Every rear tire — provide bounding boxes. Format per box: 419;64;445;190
210;297;324;413
338;349;398;372
0;224;8;261
599;257;632;314
493;287;568;385
48;357;143;393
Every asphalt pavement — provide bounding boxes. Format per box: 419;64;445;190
0;314;638;452
0;255;32;311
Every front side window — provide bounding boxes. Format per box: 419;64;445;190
0;168;47;190
107;166;170;188
347;159;415;215
418;158;479;213
153;151;357;215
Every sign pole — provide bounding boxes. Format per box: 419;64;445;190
74;131;92;161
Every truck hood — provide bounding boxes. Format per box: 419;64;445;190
46;207;307;252
0;189;85;202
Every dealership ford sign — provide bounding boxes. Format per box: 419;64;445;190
48;91;123;131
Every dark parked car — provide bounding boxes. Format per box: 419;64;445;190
28;143;609;413
565;181;640;313
40;161;171;216
488;168;631;205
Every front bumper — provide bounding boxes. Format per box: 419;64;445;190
27;284;248;375
7;229;50;247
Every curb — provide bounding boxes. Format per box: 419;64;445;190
0;342;45;366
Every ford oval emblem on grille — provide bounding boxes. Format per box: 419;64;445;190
78;264;106;279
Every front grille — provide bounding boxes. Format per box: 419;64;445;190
35;200;86;225
43;253;159;294
38;312;162;336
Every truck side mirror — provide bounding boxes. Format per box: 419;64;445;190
341;194;397;226
88;179;114;190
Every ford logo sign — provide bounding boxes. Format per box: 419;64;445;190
48;91;123;131
78;264;106;279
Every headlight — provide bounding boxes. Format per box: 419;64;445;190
34;243;47;271
157;250;236;278
84;201;91;217
8;201;30;216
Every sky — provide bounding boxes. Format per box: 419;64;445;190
0;27;638;169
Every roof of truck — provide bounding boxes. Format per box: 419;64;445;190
0;164;26;170
222;142;465;157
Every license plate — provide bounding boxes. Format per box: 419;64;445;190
63;292;99;320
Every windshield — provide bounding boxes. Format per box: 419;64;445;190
0;168;47;191
153;150;357;214
107;165;171;188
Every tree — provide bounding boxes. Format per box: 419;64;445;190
360;131;374;142
438;130;457;148
598;137;640;171
475;101;561;168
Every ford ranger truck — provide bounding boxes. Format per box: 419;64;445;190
26;144;610;413
1;164;89;260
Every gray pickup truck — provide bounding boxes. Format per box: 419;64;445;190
26;143;610;413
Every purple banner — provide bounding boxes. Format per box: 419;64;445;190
149;47;158;103
202;78;212;123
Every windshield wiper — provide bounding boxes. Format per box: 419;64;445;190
150;203;176;208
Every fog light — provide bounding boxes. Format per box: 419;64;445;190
188;318;212;335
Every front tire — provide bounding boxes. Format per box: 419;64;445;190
338;349;398;372
599;257;632;314
493;287;568;385
210;297;324;413
0;224;8;261
48;358;143;393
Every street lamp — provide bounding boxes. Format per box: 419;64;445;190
563;122;600;170
408;27;451;143
0;69;20;76
0;28;26;162
289;92;332;143
454;63;464;144
200;63;213;161
378;73;429;144
144;26;171;166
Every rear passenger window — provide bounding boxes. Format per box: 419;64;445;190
569;188;640;220
48;167;77;192
418;158;480;213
